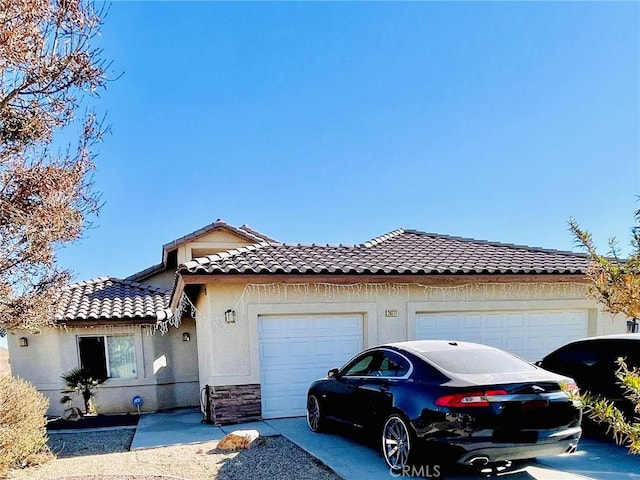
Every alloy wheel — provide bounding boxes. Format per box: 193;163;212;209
382;415;412;471
307;395;322;432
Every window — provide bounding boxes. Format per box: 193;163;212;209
423;348;536;375
78;335;137;380
550;344;602;368
379;351;411;377
342;353;378;377
340;350;412;378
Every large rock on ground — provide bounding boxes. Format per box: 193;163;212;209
62;407;83;421
216;429;264;451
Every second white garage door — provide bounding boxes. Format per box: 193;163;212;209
259;315;363;419
415;310;588;361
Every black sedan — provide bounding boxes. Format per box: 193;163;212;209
536;333;640;430
306;340;582;471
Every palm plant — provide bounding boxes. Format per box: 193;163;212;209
60;367;104;414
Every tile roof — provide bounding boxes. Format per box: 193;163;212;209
54;277;170;323
125;262;165;282
178;229;590;276
237;223;280;243
162;218;279;253
126;219;279;282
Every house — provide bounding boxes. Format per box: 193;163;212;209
7;278;197;415
6;219;628;423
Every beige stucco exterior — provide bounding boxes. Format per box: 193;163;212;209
191;278;627;391
140;269;176;292
6;225;265;416
8;319;199;416
176;229;259;265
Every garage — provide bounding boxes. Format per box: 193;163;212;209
258;314;363;418
415;310;588;361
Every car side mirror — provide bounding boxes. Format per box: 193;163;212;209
328;368;340;378
533;361;543;367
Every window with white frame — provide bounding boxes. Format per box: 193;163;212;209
78;335;137;380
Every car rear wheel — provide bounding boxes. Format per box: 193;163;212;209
382;414;414;471
306;394;324;432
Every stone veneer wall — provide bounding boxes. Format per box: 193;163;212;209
206;384;261;426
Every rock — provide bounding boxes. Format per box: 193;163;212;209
216;429;265;451
62;407;83;421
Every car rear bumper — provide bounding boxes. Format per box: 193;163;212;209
427;426;582;465
457;437;580;465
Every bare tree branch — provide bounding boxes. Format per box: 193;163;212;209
0;0;109;333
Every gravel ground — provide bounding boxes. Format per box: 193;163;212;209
8;429;341;480
48;429;137;458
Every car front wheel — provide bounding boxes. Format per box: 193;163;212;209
306;394;324;432
382;414;414;472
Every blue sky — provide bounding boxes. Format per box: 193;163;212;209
56;1;639;282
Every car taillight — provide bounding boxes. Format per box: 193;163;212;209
435;390;508;408
561;381;580;395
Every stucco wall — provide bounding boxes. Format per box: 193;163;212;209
7;319;199;416
177;230;258;265
140;269;177;292
194;279;627;390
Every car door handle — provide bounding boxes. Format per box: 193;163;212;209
379;385;389;393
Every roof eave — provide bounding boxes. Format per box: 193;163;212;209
56;317;159;328
177;271;589;285
168;274;186;312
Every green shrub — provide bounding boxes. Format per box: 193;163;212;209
580;359;640;453
0;375;51;475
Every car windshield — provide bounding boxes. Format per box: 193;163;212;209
422;348;536;374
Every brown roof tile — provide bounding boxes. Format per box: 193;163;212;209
126;219;279;282
54;277;170;323
178;229;589;276
162;218;279;253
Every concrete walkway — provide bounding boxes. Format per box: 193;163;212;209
130;409;640;480
130;409;279;449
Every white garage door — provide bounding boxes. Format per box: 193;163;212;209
259;315;363;419
415;311;588;361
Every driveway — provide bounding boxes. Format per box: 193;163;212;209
266;417;640;480
536;438;640;480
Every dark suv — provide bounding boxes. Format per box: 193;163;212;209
536;333;640;428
